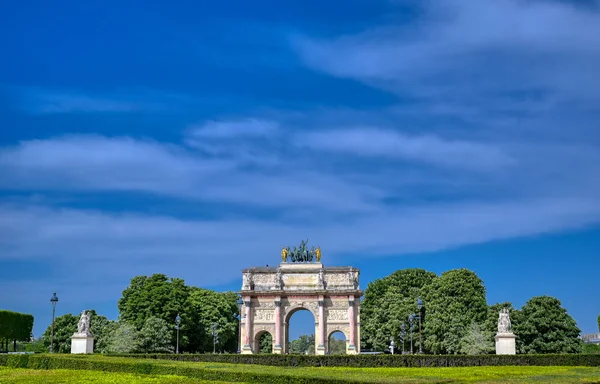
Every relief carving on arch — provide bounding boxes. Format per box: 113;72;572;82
254;309;275;322
327;309;348;321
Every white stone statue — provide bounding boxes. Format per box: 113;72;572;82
77;310;92;336
497;308;512;333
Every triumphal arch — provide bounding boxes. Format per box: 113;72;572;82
239;240;362;355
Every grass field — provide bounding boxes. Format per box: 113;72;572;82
1;355;599;383
0;366;239;383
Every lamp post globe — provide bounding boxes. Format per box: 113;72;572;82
175;314;181;354
49;292;58;353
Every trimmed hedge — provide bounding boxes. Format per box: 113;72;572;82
0;310;34;352
0;354;349;384
108;353;600;367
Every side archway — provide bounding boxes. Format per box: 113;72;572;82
327;330;349;354
254;329;274;354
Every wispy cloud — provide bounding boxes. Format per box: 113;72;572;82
187;118;280;140
293;0;600;106
296;128;515;171
0;134;382;213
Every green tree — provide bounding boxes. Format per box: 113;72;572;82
189;288;239;353
422;269;488;354
118;274;190;330
514;296;582;354
259;332;273;354
118;274;191;350
135;317;173;353
0;310;34;352
597;314;599;331
290;334;315;354
361;268;436;351
460;322;494;355
40;313;78;353
100;322;138;353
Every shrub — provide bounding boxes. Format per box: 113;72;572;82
106;353;600;367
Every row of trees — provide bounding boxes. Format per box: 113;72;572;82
39;274;240;353
361;268;583;354
0;310;34;352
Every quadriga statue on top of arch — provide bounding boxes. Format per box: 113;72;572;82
282;239;321;263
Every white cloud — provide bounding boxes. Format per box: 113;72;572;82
187;118;279;140
0;135;382;213
293;0;600;104
296;128;516;171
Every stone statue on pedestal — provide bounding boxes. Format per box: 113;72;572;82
495;308;516;355
71;310;94;354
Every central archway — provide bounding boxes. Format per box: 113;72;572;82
284;307;318;354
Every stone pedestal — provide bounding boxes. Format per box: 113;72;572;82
316;344;326;355
495;332;516;355
71;335;94;354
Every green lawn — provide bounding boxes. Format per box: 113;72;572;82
1;355;599;383
0;366;239;384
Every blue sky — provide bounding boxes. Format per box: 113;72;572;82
1;0;599;340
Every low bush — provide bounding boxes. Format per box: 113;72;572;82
0;355;347;384
108;352;600;367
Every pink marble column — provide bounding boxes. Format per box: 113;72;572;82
348;297;356;349
274;300;281;348
319;299;325;348
244;299;252;347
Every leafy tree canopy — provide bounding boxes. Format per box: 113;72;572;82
422;269;488;354
136;317;174;353
514;295;582;354
99;322;138;353
189;288;239;353
460;322;494;355
361;268;436;351
118;274;190;331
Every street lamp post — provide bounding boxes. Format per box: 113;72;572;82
400;323;406;354
50;292;58;353
417;298;423;354
175;314;181;354
408;314;414;354
212;323;218;354
234;297;244;354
